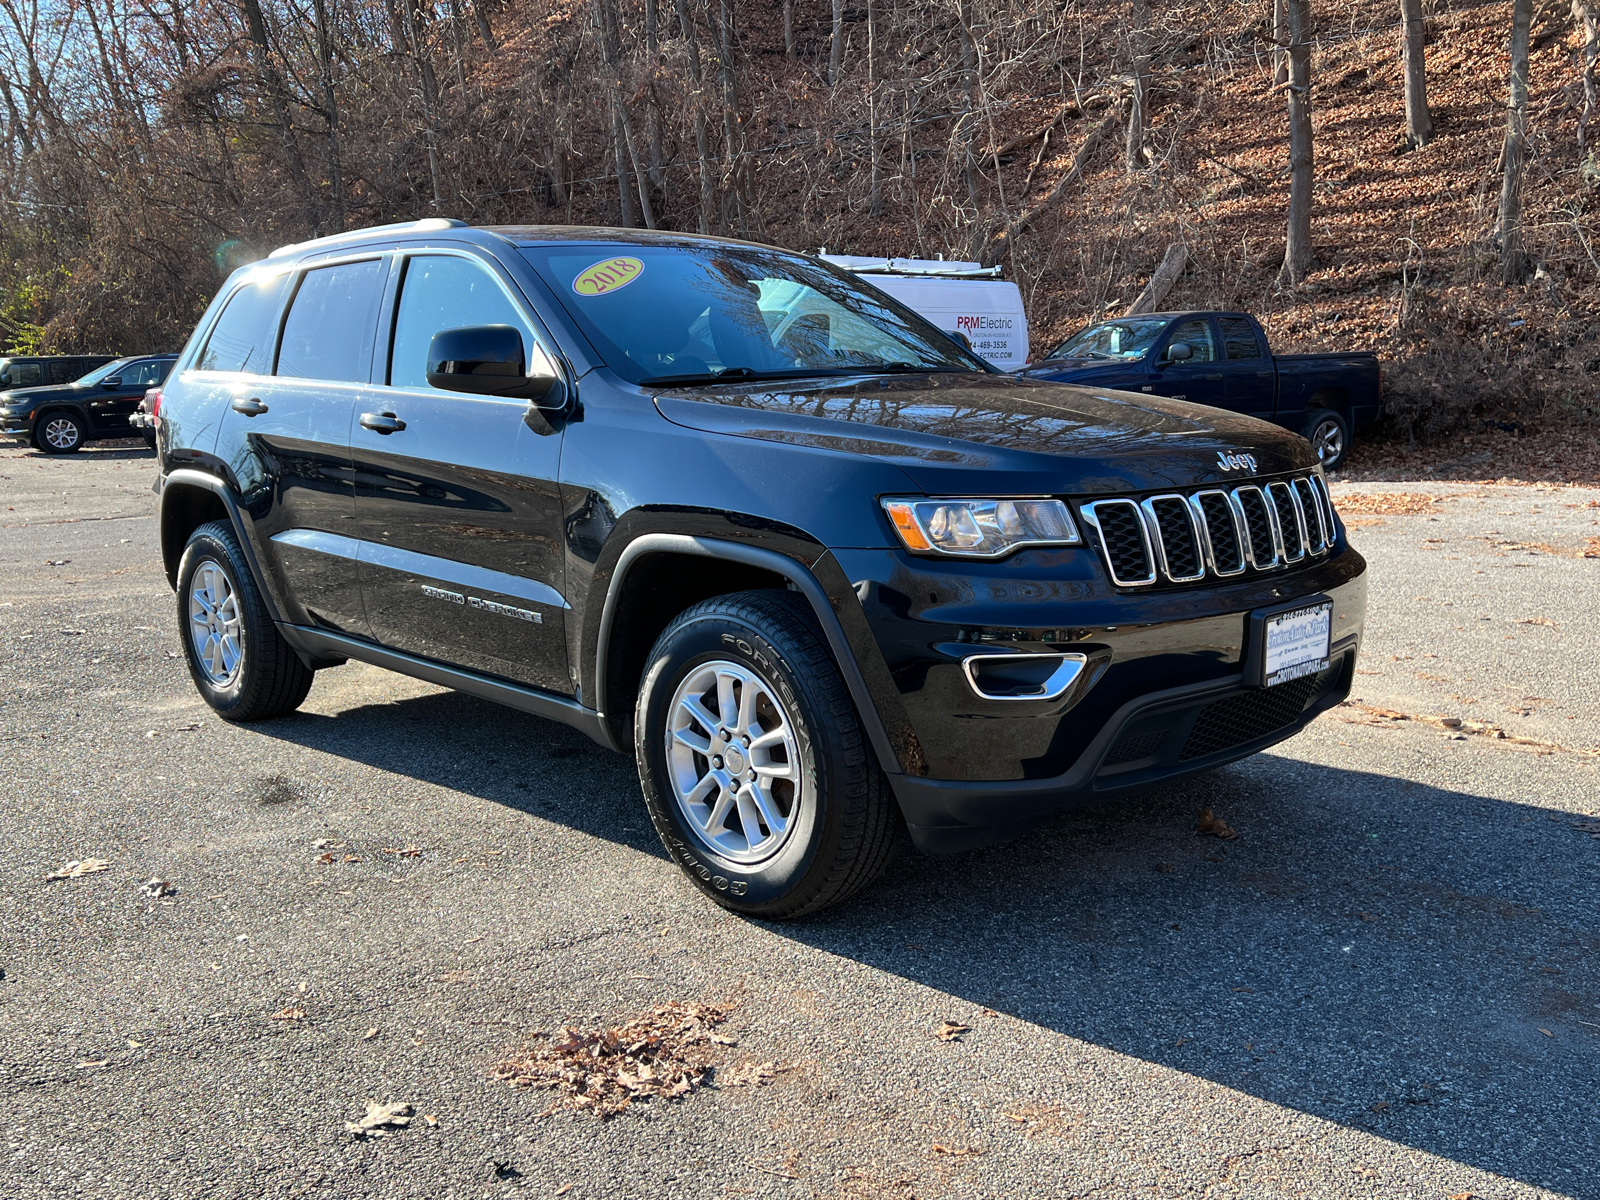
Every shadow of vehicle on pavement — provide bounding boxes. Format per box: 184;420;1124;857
252;685;1598;1194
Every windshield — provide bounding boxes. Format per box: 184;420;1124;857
1049;318;1170;360
520;243;988;385
73;358;135;386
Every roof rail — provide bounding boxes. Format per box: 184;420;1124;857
269;217;468;260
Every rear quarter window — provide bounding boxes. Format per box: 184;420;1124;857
197;273;292;374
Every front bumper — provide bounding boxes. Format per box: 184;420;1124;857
826;542;1367;852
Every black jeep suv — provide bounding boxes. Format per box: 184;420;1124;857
154;220;1367;917
1;354;177;452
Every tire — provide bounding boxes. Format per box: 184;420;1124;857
1301;408;1351;471
635;590;900;918
37;411;87;454
141;429;157;450
176;520;313;721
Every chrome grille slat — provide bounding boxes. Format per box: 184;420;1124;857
1082;474;1330;587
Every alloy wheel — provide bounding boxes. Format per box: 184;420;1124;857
1309;417;1344;465
665;659;803;864
43;417;81;451
188;559;244;686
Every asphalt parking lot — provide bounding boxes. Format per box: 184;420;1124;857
2;441;1597;1200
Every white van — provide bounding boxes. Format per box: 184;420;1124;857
820;255;1029;371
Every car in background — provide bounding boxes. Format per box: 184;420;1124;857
0;354;178;453
0;354;116;389
1019;312;1380;469
129;388;161;448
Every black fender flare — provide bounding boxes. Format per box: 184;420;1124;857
156;468;286;624
594;533;905;779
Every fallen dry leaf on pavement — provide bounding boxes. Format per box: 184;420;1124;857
935;1020;971;1042
929;1143;983;1156
1334;492;1444;516
382;846;424;857
342;854;361;864
1538;1027;1554;1037
422;1114;438;1127
269;1007;306;1021
345;1099;413;1135
76;1060;108;1069
719;1059;786;1087
314;852;335;864
141;878;175;898
363;1027;379;1040
1196;808;1237;840
46;859;111;880
554;1186;574;1197
490;1001;732;1117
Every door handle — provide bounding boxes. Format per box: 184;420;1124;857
231;397;268;417
360;411;406;434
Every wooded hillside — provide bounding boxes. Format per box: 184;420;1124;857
2;0;1598;439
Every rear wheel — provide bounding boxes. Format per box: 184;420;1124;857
38;411;86;454
1301;409;1351;470
176;520;313;721
636;590;899;918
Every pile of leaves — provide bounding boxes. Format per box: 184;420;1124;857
490;1002;734;1117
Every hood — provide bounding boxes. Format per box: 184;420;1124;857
0;383;80;408
653;372;1313;496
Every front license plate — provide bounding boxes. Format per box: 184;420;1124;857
1258;600;1332;687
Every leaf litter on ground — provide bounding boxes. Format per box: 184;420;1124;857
935;1020;971;1042
489;1001;734;1117
344;1099;413;1136
1196;808;1238;839
45;859;111;880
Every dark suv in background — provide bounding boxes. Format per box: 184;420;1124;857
0;354;115;389
1;354;177;452
154;220;1367;917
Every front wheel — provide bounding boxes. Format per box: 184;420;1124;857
1301;408;1351;471
636;590;899;918
176;520;314;721
37;412;87;454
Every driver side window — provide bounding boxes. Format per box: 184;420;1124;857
1167;319;1217;363
388;255;544;391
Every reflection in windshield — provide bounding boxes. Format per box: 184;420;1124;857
1050;318;1170;360
73;359;134;387
521;244;986;385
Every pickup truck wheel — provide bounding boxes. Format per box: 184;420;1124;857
38;411;87;454
176;520;314;721
1301;409;1350;470
636;590;899;918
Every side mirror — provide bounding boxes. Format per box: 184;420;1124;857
427;325;563;406
102;377;122;388
1163;342;1192;362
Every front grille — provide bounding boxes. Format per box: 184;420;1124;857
1081;473;1332;587
1081;499;1155;585
1179;674;1323;760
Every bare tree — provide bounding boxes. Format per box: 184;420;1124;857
1400;0;1433;148
674;0;716;234
1126;0;1151;170
1575;0;1598;150
1273;0;1288;85
1497;0;1533;283
830;0;844;85
784;0;795;58
1280;0;1314;284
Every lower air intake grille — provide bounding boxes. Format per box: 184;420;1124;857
1104;729;1168;766
1179;674;1323;761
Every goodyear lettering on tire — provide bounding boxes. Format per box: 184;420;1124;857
573;256;644;297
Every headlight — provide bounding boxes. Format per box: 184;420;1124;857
881;497;1081;558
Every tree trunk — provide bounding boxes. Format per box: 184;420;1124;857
1400;0;1433;148
675;0;715;233
241;0;319;227
958;0;980;217
830;0;844;85
1126;244;1189;315
868;0;882;212
1498;0;1533;283
1126;0;1150;171
472;0;497;50
978;107;1122;267
311;0;344;231
784;0;795;57
1574;0;1598;150
1273;0;1289;86
1280;0;1314;285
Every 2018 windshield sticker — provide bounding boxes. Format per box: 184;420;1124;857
573;256;644;297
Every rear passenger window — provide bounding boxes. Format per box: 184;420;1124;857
276;259;385;383
1219;316;1261;361
198;273;291;374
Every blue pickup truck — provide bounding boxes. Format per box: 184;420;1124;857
1019;311;1381;469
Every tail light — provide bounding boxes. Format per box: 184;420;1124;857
145;388;163;426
